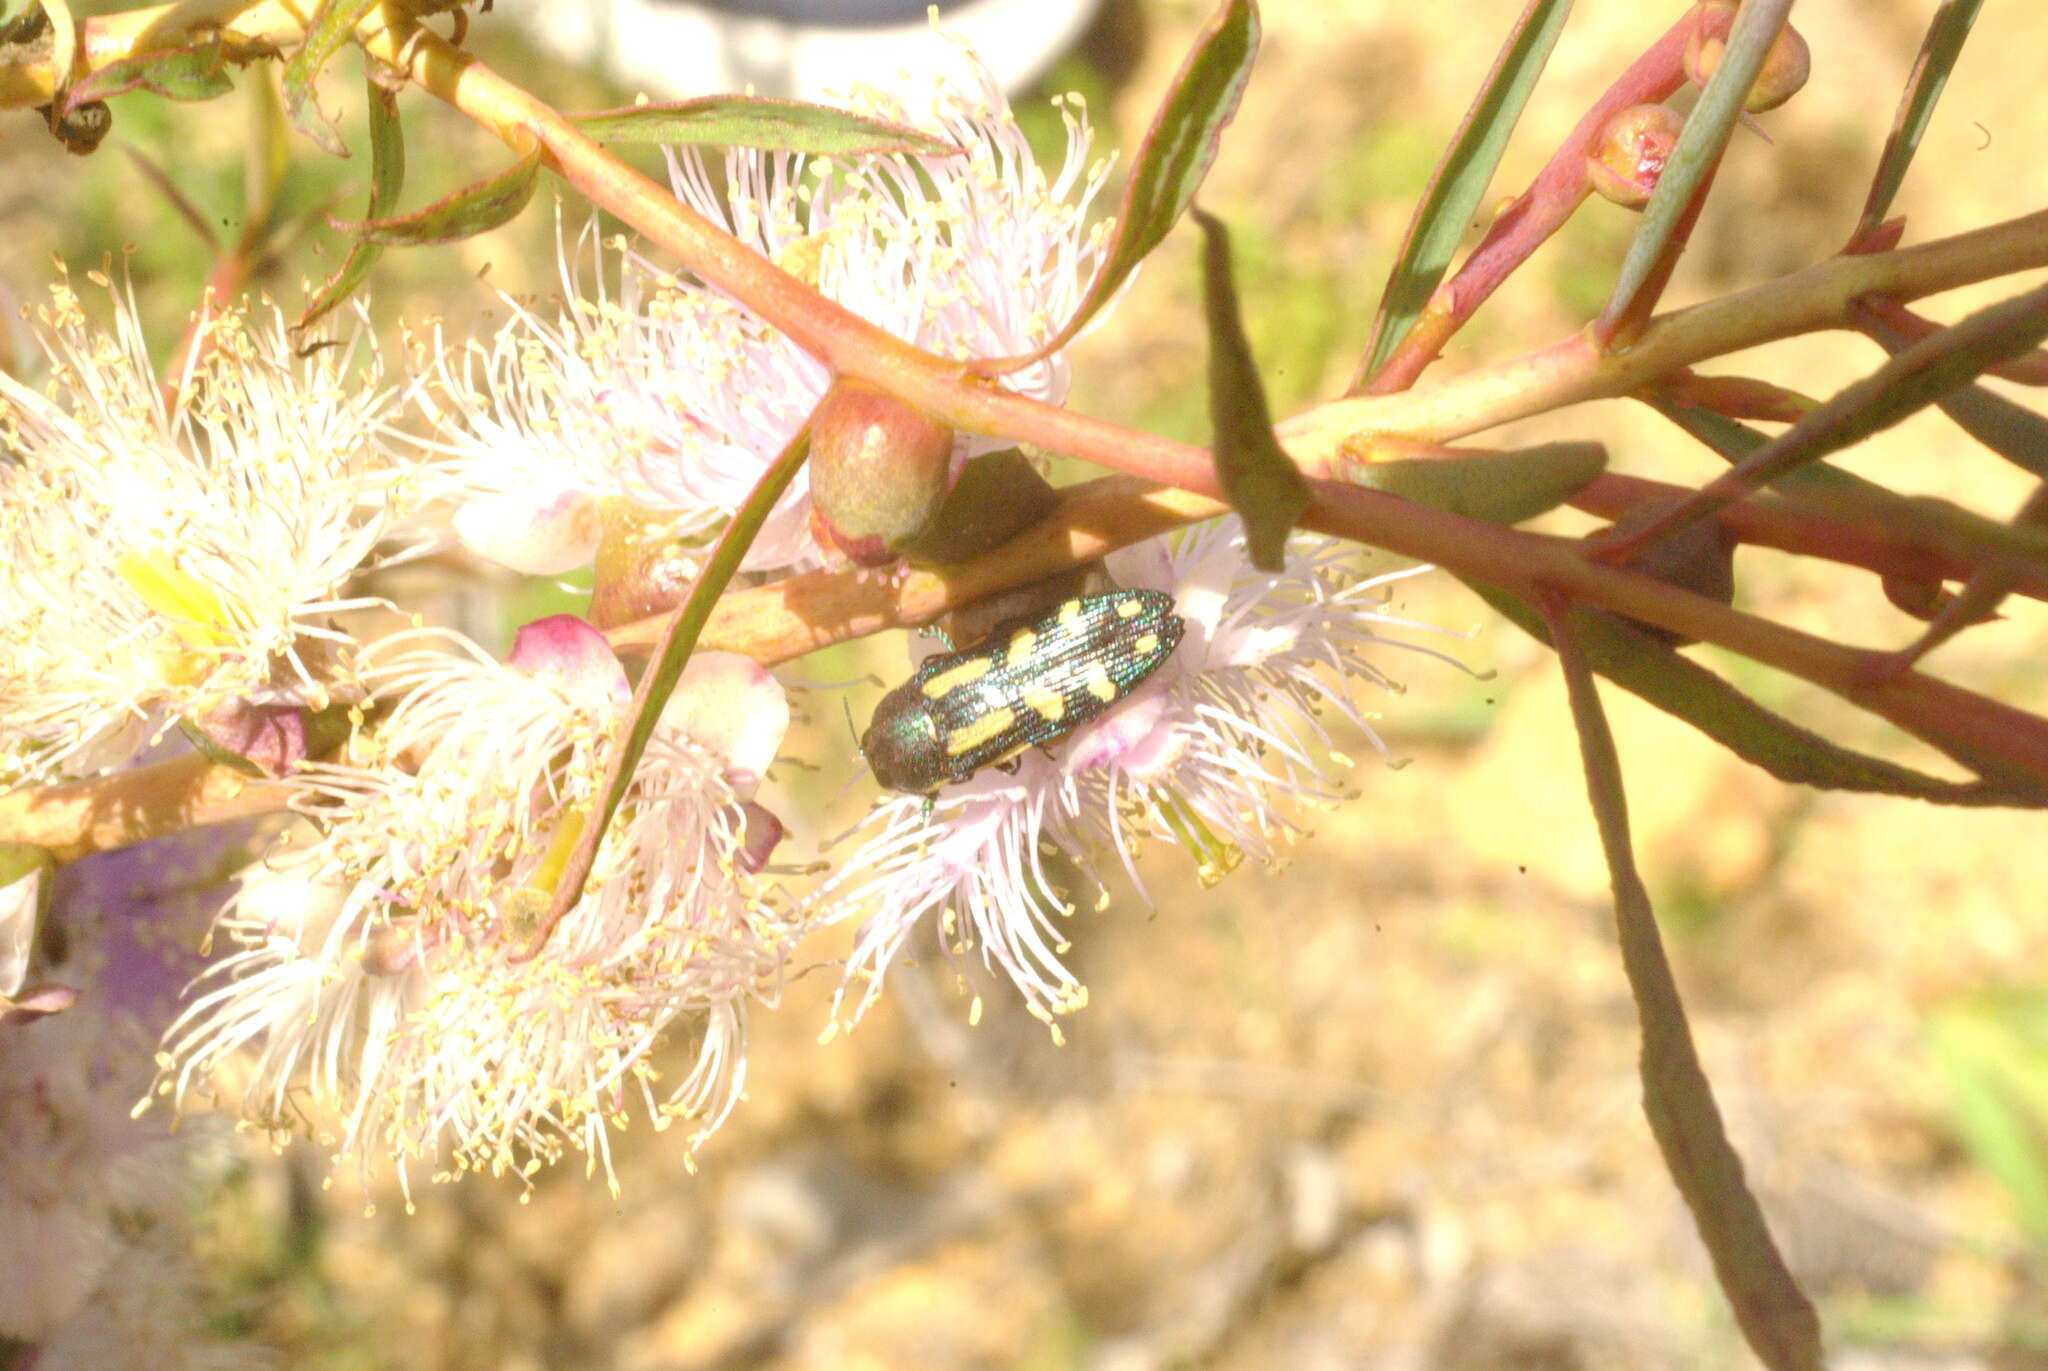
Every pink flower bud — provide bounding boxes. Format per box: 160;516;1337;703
1586;104;1685;209
807;379;956;568
508;614;631;705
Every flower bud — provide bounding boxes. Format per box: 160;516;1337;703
1686;2;1810;112
188;695;314;778
1587;104;1685;209
807;379;957;568
1605;499;1736;647
359;920;421;977
589;502;706;630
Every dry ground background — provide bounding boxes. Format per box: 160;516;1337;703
7;0;2048;1367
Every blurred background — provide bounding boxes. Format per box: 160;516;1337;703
6;1;2048;1367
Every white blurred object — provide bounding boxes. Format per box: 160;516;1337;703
525;0;1103;101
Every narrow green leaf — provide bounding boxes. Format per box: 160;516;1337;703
1862;308;2048;479
1628;281;2048;550
1813;284;2048;455
1648;397;1909;506
1195;207;1307;571
1015;0;1257;367
65;33;233;109
299;79;404;330
1544;597;1825;1371
1602;0;1794;333
282;0;379;158
1855;0;1984;242
242;64;292;240
1357;0;1571;383
334;146;540;248
571;95;957;157
1348;441;1604;526
535;428;813;945
1477;584;2039;806
1926;383;2048;480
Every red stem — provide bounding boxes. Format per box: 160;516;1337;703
1360;11;1697;395
1570;471;2048;602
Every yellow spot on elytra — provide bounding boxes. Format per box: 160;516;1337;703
1116;598;1143;618
1025;686;1065;723
1058;599;1083;626
944;706;1016;756
1086;666;1117;703
1006;628;1038;666
921;656;992;698
1134;633;1159;656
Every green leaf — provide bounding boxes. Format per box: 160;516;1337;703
1855;0;1984;241
242;62;292;239
1544;600;1824;1371
334;145;540;248
1926;383;2048;481
571;95;957;157
1348;441;1604;526
534;428;813;945
1601;0;1794;332
64;33;233;109
299;79;404;329
282;0;379;158
1021;0;1257;365
1195;207;1307;571
1356;0;1571;384
1809;284;2048;457
1474;584;2041;806
1861;309;2048;480
1634;282;2048;548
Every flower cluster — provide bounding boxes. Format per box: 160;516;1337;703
0;274;409;784
421;37;1113;577
153;618;794;1194
2;42;1445;1203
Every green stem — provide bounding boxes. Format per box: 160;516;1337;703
517;424;812;957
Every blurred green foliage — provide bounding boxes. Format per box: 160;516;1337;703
1927;989;2048;1251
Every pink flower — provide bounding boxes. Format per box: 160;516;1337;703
423;41;1113;577
821;520;1460;1028
156;618;796;1193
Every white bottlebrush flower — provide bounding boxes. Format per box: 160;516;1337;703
822;520;1459;1028
423;38;1114;577
152;616;796;1194
0;272;410;784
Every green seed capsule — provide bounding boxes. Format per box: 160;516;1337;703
862;588;1186;795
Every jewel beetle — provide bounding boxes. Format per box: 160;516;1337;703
861;587;1186;795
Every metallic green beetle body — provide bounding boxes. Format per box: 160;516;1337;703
862;588;1186;795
